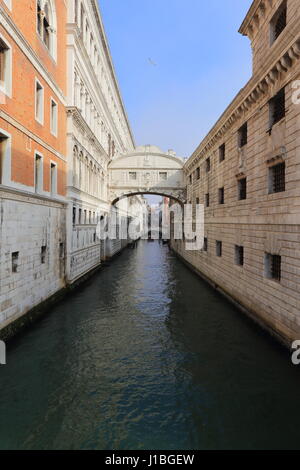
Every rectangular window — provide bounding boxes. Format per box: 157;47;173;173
50;162;57;195
218;187;224;205
196;167;200;180
238;178;247;200
235;245;244;266
216;241;222;257
238;123;248;148
0;134;8;185
35;79;44;124
41;246;47;264
205;193;210;208
196;197;200;205
189;174;192;184
0;35;11;96
50;99;58;136
265;253;281;281
269;162;285;194
219;144;225;162
269;87;285;127
12;252;19;273
206;157;211;173
203;237;208;252
129;172;137;181
79;208;82;224
270;1;287;44
84;209;87;224
73;206;76;225
159;172;167;180
35;153;43;192
59;243;64;259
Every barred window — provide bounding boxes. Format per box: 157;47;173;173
269;162;285;194
129;172;137;181
12;252;19;273
205;193;210;207
216;241;222;257
41;246;47;264
218;187;224;205
238;178;247;200
265;253;281;281
206;157;211;173
203;237;208;252
235;245;244;266
238;123;248;148
219;144;225;162
269;88;285;127
270;1;287;44
196;167;200;180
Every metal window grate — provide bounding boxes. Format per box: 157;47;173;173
274;7;287;40
12;252;19;273
219;144;225;162
238;178;247;200
218;187;224;204
271;88;285;125
216;241;222;257
239;123;248;147
205;193;210;207
41;246;47;264
272;162;285;193
271;255;281;281
206;158;211;173
235;245;244;266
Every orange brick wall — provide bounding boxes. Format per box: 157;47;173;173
0;0;67;196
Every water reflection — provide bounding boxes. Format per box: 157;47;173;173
0;241;299;450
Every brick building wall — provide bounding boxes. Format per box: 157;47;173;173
0;0;67;330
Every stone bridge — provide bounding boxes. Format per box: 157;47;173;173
108;145;186;204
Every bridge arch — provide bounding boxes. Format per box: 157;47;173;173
108;145;186;204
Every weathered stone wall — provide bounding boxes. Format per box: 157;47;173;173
0;188;66;330
173;0;300;346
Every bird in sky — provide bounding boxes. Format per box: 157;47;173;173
148;58;157;66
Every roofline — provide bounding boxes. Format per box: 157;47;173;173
239;0;261;36
91;1;135;148
109;151;184;168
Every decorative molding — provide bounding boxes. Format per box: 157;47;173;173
185;33;300;172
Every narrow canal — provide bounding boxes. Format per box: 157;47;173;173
0;241;300;450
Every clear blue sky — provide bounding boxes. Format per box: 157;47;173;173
99;0;253;158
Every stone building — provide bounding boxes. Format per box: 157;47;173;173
66;0;136;282
171;0;300;345
0;0;67;330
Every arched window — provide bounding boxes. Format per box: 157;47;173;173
37;1;57;59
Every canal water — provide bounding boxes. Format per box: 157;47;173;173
0;241;300;450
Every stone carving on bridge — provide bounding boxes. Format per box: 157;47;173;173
108;145;187;204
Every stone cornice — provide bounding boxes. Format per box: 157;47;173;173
90;0;135;149
185;33;300;172
239;0;273;40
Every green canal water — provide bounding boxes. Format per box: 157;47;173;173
0;241;299;450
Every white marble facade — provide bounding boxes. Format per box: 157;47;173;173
66;0;137;282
